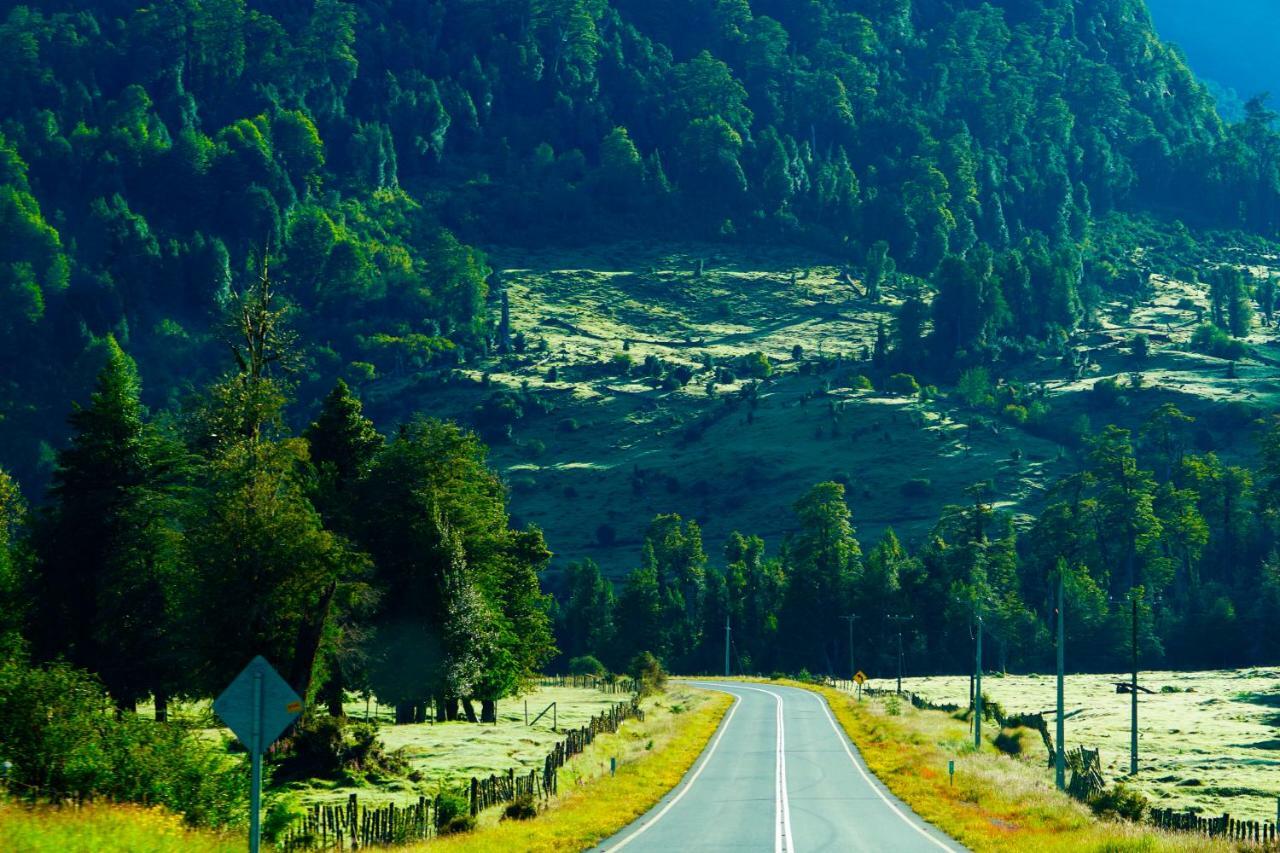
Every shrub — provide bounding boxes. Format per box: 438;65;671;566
273;715;407;783
502;795;537;821
521;438;546;459
568;655;606;677
956;367;993;408
1088;784;1147;822
851;374;874;390
994;726;1037;757
435;789;475;835
1089;377;1124;408
886;373;920;396
595;523;617;546
1190;323;1248;360
736;351;773;378
1001;404;1029;425
610;352;634;375
900;478;933;498
558;418;580;433
629;652;667;697
1129;334;1149;361
0;656;248;828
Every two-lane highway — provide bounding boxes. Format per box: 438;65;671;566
596;682;965;852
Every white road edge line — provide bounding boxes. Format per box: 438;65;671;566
604;689;742;851
811;691;955;851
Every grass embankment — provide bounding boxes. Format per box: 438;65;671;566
805;683;1230;852
0;802;241;853
420;683;732;852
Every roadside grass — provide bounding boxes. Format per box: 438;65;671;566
797;682;1231;852
897;670;1280;822
417;684;732;852
0;802;242;853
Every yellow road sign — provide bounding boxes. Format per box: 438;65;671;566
854;671;868;685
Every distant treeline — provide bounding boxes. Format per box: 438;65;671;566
555;401;1280;676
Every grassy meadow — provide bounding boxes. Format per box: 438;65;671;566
894;669;1280;822
367;242;1280;580
805;681;1234;852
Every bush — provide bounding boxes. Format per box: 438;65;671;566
1190;323;1248;360
435;789;475;835
736;351;773;378
956;367;993;408
595;523;617;546
610;352;634;376
1001;404;1029;425
886;373;920;396
629;652;667;697
1088;784;1148;822
568;655;606;677
273;715;407;783
503;795;537;821
851;374;874;390
994;726;1037;757
1089;377;1124;408
0;656;248;828
900;478;933;498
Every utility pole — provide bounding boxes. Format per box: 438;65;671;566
1055;565;1065;791
887;614;912;695
841;614;858;685
975;607;984;750
724;614;731;678
1131;591;1139;775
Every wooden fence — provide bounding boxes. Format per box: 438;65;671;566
1151;808;1278;845
472;698;645;815
280;698;646;849
538;674;637;693
277;793;437;850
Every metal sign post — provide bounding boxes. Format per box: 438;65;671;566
214;656;304;853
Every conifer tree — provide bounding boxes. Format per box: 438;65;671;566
33;336;186;713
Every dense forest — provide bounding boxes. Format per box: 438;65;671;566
7;0;1280;491
4;0;1280;718
557;393;1280;678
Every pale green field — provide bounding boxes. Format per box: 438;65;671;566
141;685;647;807
896;668;1280;821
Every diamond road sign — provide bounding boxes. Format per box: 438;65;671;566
213;655;303;751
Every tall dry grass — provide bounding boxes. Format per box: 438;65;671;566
807;683;1233;852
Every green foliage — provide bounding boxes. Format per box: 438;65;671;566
628;651;667;698
567;655;607;677
886;373;920;397
1088;785;1148;823
0;655;248;828
1190;323;1248;360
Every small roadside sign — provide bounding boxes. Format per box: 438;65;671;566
214;656;303;853
853;671;868;686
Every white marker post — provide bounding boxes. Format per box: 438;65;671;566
214;656;303;853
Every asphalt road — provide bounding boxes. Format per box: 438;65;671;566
595;682;966;852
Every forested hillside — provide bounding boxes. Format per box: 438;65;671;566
5;0;1280;695
6;0;1280;490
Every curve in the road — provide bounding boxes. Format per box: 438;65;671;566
596;681;966;852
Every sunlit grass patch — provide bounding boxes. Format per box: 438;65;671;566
0;802;242;853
